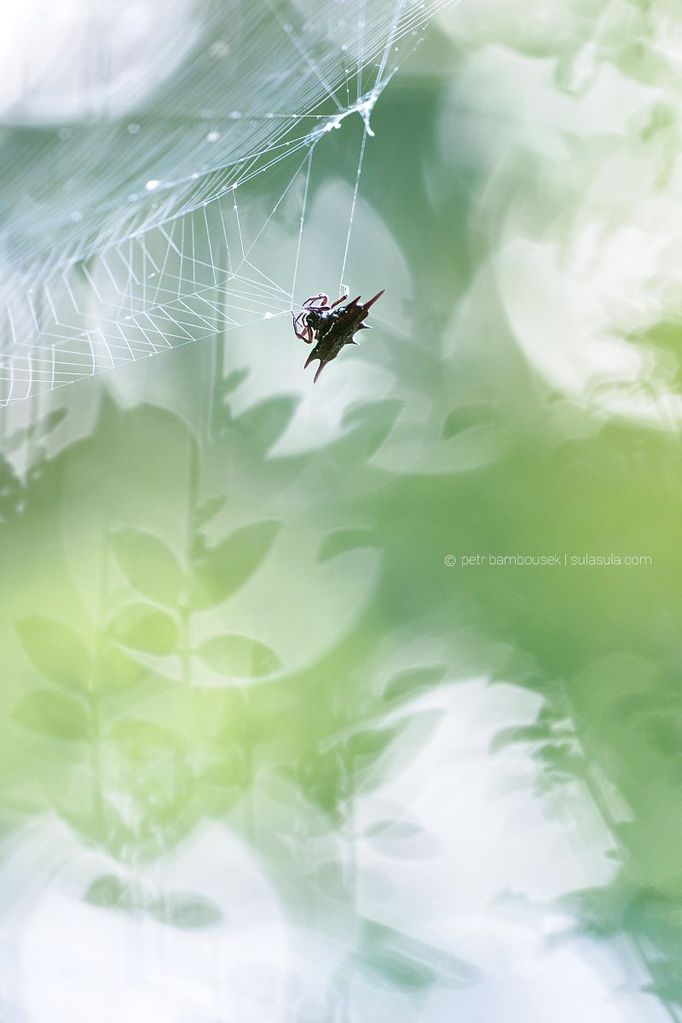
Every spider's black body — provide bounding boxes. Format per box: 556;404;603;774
292;290;384;382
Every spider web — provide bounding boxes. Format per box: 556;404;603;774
0;0;451;405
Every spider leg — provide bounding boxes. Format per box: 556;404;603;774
330;295;346;309
303;293;329;309
292;312;314;342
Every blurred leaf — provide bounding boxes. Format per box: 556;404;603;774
442;402;494;439
95;639;147;691
644;958;682;1005
40;408;68;434
194;495;226;527
85;878;222;929
3;426;31;453
111;717;179;762
199;633;280;677
16;616;91;692
0;456;22;519
312;722;419;799
490;724;550;753
366;820;424;840
0;410;65;452
353;711;443;794
342;400;403;433
336;400;403;461
148;892;223;928
352;945;436;990
190;520;280;609
58;800;131;856
215;686;289;746
346;724;402;767
221;368;249;395
200;755;248;816
537;741;585;779
356;918;480;990
317;528;376;563
383;664;447;707
190;529;208;563
110;528;183;607
295;748;348;815
109;602;178;655
84;874;136;911
12;690;89;741
234;396;299;451
566;882;682;959
561;885;628;939
365;819;441;859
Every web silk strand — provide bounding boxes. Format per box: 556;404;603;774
338;123;369;298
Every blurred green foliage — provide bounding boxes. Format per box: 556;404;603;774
2;8;682;1015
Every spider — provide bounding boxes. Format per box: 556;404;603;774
292;289;384;382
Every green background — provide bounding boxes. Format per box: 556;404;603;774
1;2;681;1020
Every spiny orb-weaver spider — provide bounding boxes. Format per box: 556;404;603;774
292;289;384;382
